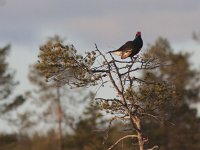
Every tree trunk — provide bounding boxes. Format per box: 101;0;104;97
134;117;144;150
56;85;63;150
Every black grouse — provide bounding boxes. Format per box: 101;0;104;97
109;31;143;59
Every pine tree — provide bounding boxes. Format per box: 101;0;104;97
142;38;200;150
25;36;92;150
0;45;17;101
36;37;171;150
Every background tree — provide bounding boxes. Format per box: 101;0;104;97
192;31;200;42
28;58;65;150
64;101;137;150
23;36;92;150
141;38;200;150
0;45;26;132
0;45;16;100
64;102;104;150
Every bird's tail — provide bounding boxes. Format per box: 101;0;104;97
106;50;113;54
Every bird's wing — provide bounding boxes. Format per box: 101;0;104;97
121;49;132;59
111;50;123;56
109;41;132;56
111;49;132;59
117;41;133;51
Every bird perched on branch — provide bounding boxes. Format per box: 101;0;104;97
108;31;143;59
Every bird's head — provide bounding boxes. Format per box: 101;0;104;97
135;31;141;37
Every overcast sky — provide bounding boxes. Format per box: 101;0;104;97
0;0;200;96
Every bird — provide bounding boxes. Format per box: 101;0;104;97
108;31;143;59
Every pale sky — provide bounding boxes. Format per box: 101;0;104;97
0;0;200;109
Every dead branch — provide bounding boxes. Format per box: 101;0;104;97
95;44;122;98
107;134;138;150
147;145;159;150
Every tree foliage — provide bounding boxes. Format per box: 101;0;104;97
0;45;25;128
0;44;17;100
36;36;97;87
142;38;200;150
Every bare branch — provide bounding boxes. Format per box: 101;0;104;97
141;113;162;121
107;134;138;150
147;145;159;150
109;53;125;93
95;44;122;97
